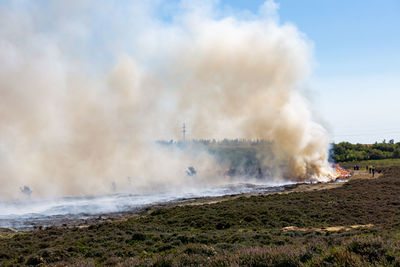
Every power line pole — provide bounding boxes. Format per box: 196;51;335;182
182;123;186;143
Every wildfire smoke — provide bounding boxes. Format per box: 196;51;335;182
0;0;334;200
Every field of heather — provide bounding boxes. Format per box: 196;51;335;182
1;162;399;266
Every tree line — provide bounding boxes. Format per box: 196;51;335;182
156;138;400;163
331;140;400;162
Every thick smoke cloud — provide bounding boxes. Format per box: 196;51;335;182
0;0;333;201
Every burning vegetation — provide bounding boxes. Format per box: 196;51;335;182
334;164;352;179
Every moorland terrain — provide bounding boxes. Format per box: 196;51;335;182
0;157;400;266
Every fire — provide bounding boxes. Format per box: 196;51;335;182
334;164;351;179
221;165;351;181
223;168;231;179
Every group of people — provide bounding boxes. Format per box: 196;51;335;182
367;165;376;177
353;165;376;177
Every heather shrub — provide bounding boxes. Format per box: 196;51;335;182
347;237;387;263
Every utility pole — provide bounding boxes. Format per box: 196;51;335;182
182;123;186;143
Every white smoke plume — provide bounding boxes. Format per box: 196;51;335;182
0;0;333;201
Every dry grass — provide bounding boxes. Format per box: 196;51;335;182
283;224;374;232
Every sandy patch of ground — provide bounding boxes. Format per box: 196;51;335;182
350;170;382;179
283;224;374;232
281;182;344;194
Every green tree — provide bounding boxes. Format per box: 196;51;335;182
370;149;385;160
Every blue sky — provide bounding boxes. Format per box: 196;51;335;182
223;0;400;143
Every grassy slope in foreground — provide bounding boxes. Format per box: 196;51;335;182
1;166;400;266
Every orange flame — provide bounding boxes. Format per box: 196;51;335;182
223;168;231;179
334;164;351;178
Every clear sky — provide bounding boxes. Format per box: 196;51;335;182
222;0;400;143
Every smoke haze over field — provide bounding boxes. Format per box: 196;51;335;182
0;0;333;201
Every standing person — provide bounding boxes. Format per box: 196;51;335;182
369;165;372;174
372;166;376;177
366;165;368;171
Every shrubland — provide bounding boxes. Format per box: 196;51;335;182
1;166;400;266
